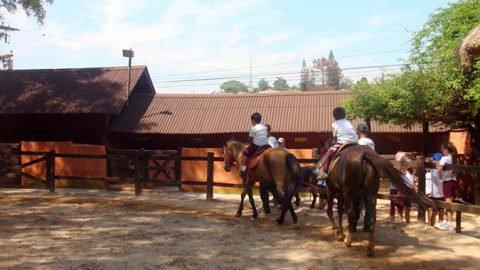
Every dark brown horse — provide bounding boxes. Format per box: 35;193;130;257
294;166;327;209
223;140;301;224
319;145;434;256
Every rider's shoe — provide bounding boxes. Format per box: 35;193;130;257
316;169;328;180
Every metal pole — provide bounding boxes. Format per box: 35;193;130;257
127;56;132;107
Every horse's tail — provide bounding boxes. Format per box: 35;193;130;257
362;151;435;208
284;153;302;204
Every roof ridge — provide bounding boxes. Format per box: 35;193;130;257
150;90;350;98
1;65;147;73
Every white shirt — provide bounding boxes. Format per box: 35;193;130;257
249;124;269;146
358;137;375;150
425;171;432;195
267;136;277;148
439;155;456;182
431;169;444;198
402;171;414;188
332;119;358;144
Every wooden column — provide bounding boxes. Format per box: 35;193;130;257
206;152;214;200
175;147;183;191
134;149;144;196
416;155;426;223
46;150;56;193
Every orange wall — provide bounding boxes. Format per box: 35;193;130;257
180;148;314;192
21;141;106;188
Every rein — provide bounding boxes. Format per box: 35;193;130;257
301;180;322;189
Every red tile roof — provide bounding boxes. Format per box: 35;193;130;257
0;66;154;115
110;91;447;134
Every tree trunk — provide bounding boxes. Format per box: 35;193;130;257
422;121;429;156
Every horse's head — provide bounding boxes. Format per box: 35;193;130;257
223;140;247;172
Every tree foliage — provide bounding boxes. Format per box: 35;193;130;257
255;78;269;92
0;0;53;24
273;77;289;91
220;80;248;93
344;0;480;157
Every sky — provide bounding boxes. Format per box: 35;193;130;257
1;0;453;94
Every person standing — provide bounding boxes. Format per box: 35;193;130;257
353;123;374;231
435;142;458;232
428;153;445;227
259;124;281;215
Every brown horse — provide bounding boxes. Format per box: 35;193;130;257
319;145;434;257
294;166;327;209
223;140;301;224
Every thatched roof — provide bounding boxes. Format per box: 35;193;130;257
459;26;480;65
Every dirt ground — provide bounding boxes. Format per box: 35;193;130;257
0;188;479;270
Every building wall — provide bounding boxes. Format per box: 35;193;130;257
0;114;110;145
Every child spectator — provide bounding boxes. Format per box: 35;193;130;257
435;142;458;232
397;154;415;224
428;153;445;227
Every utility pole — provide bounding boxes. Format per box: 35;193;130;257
249;55;252;92
122;48;134;107
1;24;19;70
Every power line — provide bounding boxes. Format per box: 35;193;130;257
153;64;406;84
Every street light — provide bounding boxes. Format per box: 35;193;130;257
122;48;134;107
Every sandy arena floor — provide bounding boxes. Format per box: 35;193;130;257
0;188;479;270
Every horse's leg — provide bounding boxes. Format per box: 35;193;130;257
326;188;337;231
336;193;345;241
294;191;301;208
236;187;247;217
310;191;317;209
246;183;258;219
288;201;298;224
367;195;377;257
344;194;355;247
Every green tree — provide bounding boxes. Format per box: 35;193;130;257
273;77;288;91
299;59;309;91
255;78;269;92
313;57;329;89
345;0;480;157
220;80;248;93
326;50;341;89
0;0;54;24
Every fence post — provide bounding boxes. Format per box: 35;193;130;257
206;152;214;200
456;211;462;233
416;155;426;223
134;149;143;196
46;150;55;193
175;147;183;191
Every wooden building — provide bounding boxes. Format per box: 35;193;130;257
109;91;448;154
0;66;154;145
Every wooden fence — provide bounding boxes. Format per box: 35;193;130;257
1;147;480;234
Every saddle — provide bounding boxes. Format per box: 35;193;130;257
328;142;357;174
245;145;271;183
246;145;271;170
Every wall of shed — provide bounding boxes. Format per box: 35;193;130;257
0;114;110;145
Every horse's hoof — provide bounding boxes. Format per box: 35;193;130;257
250;216;257;221
276;218;284;225
293;223;300;230
344;238;352;247
235;212;242;218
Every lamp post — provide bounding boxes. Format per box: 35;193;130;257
122;48;134;107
